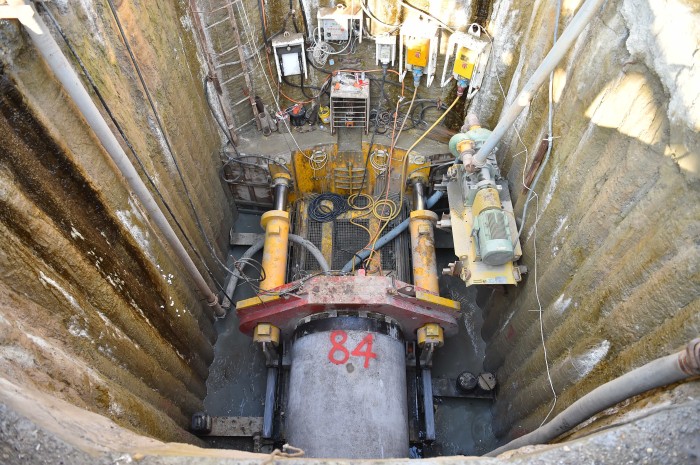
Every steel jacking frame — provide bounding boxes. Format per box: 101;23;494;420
231;167;458;455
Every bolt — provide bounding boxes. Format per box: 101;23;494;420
442;262;456;276
477;372;497;391
456;371;477;391
191;412;212;434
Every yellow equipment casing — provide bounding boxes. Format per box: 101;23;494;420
406;37;430;67
472;186;501;217
453;46;476;80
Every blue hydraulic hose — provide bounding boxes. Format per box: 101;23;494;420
341;190;445;273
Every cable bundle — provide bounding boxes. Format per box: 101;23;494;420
308;193;349;223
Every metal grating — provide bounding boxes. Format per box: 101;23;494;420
289;196;411;282
331;219;370;270
330;97;370;134
303;219;325;271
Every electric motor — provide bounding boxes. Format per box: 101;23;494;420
474;208;514;266
472;186;515;266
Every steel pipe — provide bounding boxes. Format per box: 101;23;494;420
473;0;606;164
12;2;225;316
342;190;444;273
412;181;427;211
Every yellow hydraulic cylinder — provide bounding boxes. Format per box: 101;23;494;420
409;209;439;294
259;209;290;292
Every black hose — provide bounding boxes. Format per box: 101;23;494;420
258;0;268;44
289;0;299;33
281;73;330;100
204;76;237;144
308;193;349;223
298;0;311;39
222;234;331;307
487;339;700;457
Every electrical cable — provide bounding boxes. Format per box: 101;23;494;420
517;1;562;243
280;74;330;103
258;0;268;44
239;1;323;185
288;0;299;33
204;75;295;181
307;193;349;223
474;11;561;428
222;234;331;307
359;88;418;270
40;3;234;306
533;0;563;427
364;92;460;267
355;66;388;197
297;0;311;39
358;0;401;31
306;59;413;96
237;5;305;189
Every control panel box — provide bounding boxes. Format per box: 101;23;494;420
317;4;363;43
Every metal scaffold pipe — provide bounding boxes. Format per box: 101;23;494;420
473;0;606;165
9;1;225;316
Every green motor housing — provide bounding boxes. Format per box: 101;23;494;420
448;127;493;158
473;209;515;266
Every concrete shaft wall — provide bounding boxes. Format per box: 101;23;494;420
470;0;700;440
0;0;233;442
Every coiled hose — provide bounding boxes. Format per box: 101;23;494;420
308;193;348;223
341;190;444;273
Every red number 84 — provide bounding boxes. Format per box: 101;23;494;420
328;330;377;369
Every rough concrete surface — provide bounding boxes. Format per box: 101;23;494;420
1;376;698;464
0;0;698;457
0;0;234;442
468;0;700;441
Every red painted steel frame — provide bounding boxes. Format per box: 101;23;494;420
236;275;460;340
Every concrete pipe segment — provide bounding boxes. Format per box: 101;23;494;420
285;314;409;458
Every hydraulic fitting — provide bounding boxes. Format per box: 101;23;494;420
253;323;280;346
456;77;469;96
417;323;444;348
413;66;423;87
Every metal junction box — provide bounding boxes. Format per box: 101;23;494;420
317;4;363;43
